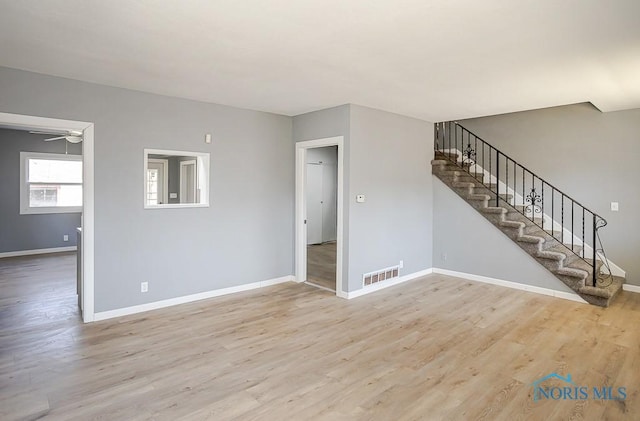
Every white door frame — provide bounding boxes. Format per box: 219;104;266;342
0;112;95;322
295;136;345;298
147;158;169;204
179;159;197;203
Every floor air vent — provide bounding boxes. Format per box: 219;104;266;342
363;265;399;287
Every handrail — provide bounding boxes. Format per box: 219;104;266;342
434;121;609;287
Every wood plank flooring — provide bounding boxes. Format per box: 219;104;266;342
2;253;640;420
306;242;336;291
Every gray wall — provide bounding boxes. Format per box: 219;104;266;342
0;67;294;312
348;105;433;291
293;104;434;292
459;103;640;285
433;179;573;293
0;129;82;252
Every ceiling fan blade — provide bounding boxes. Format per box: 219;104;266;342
44;136;67;141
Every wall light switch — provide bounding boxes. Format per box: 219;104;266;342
611;202;619;212
356;194;366;203
205;133;212;144
63;235;69;242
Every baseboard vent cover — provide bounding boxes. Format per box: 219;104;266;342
363;265;399;287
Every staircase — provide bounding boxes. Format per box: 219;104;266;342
432;121;624;307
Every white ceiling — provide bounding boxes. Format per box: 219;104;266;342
0;0;638;122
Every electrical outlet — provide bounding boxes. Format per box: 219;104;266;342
399;260;404;269
441;253;448;261
141;282;148;293
611;202;619;212
63;235;69;242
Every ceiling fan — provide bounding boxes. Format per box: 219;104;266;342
29;129;84;143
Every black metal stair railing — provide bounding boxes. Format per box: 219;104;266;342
434;121;610;287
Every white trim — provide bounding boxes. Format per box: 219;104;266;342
432;268;588;304
19;151;83;214
179;159;197;203
295;136;344;297
0;246;77;259
147;158;169;204
94;275;295;321
344;268;433;299
622;284;640;293
0;112;95;323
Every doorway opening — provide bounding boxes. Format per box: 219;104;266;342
0;112;95;322
295;136;344;297
305;146;338;291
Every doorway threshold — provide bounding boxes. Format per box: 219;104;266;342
304;281;336;293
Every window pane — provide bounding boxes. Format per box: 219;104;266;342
147;169;158;205
28;159;82;183
29;184;82;207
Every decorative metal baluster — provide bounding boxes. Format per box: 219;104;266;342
482;141;485;185
582;208;585;257
489;147;492;192
513;161;518;208
505;159;509;204
496;152;500;207
551;188;554;238
561;194;564;242
592;215;597;285
474;135;478;179
541;180;545;229
571;200;574;251
522;167;525;215
525;174;541;218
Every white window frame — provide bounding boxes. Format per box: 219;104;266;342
143;149;210;209
20;151;83;214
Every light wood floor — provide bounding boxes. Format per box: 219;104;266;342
2;254;640;420
307;242;336;291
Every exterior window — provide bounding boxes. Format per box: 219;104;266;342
20;152;82;214
146;168;159;205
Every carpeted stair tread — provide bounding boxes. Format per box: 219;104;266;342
546;244;582;264
583;258;605;273
466;193;490;201
543;229;564;237
555;267;588;279
508;210;543;223
517;235;545;244
499;220;525;229
431;159;450;166
482;207;508;214
536;250;566;261
434;152;459;160
452;181;476;188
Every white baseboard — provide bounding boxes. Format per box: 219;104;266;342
93;275;294;322
623;284;640;293
432;268;588;304
343;268;434;299
0;246;77;259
